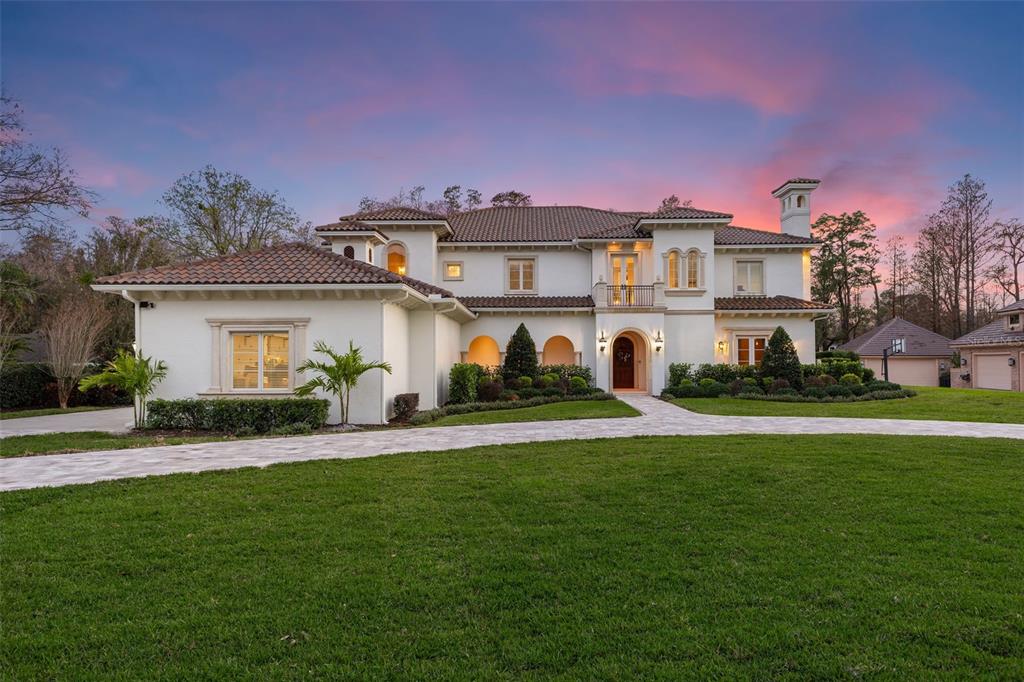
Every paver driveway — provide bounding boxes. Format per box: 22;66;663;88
2;395;1022;492
0;407;133;436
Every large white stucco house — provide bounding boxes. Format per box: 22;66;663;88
93;178;832;424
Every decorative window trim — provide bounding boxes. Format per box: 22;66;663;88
733;331;771;366
1009;313;1022;331
443;260;464;281
607;251;640;287
384;240;408;276
505;256;538;295
734;258;766;296
205;318;308;395
663;248;706;291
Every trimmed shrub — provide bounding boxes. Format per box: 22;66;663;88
816;350;860;361
698;378;716;388
668;363;693;387
448;363;479;404
541;386;564;397
775;387;799;396
505;377;522;390
768;378;790;394
839;373;862;386
539;364;592;385
517;387;541;399
739;384;765;396
820;358;864;381
702;381;730;397
534;375;553;389
760;326;802;388
503;323;539;380
662;384;703;399
518;376;533;387
477;379;504;402
410;392;616;425
825;385;852;398
271;422;313;436
862;367;876;382
569;376;589;395
499;390;519;401
392;393;419;421
146;398;329;433
803;387;827;399
865;380;901;392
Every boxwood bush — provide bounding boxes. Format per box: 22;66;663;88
410;392;616;426
146;398;329;433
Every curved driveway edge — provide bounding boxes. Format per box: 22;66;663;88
2;395;1022;492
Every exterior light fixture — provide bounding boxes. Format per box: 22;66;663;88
654;331;663;353
598;333;608;353
717;340;726;354
1010;357;1017;367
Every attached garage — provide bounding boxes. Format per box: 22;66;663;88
974;353;1013;391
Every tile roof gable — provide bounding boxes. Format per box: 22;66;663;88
339;207;447;221
839;317;952;356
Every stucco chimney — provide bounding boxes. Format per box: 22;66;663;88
770;178;820;238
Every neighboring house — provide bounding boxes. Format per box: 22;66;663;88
838;317;952;387
92;178;832;423
950;300;1024;391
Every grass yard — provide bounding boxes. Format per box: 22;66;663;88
672;385;1024;424
0;431;237;458
0;405;119;421
3;434;1022;678
427;398;639;426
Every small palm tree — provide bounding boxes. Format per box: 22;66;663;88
294;341;392;425
79;348;168;428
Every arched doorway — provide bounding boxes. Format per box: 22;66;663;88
611;331;648;391
542;335;575;365
466;335;501;367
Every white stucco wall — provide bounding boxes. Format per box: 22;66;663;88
460;314;595;370
136;295;391;424
664;313;716;366
594;311;667;394
713;315;817;364
381;303;410;419
373;228;439;282
714;250;807;299
437;247;593;297
651;227;716;311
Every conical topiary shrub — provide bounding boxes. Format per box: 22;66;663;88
503;323;539;380
760;326;803;388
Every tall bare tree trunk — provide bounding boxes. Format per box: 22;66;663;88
42;295;110;408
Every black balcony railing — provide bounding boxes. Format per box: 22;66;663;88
606;284;654;307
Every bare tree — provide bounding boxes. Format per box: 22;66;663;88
0;97;95;232
657;195;693;211
884;234;911;319
940;174;996;331
357;184;483;216
988;218;1023;302
490;190;532;207
912;221;947;334
155;165;311;258
42;294;111;408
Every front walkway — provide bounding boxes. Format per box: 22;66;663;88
2;395;1022;492
0;407;134;437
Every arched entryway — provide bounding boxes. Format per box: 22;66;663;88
542;335;576;365
610;330;648;392
466;335;501;367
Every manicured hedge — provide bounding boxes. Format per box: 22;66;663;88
410;392;615;426
0;363;130;410
146;398;329;433
735;389;916;403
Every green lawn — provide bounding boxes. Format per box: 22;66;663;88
672;385;1024;424
3;435;1022;678
0;405;120;421
0;431;236;458
428;398;639;426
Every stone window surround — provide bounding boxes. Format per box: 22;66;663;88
505;256;538;295
662;247;706;294
443;260;464;281
734;258;766;296
204;317;309;395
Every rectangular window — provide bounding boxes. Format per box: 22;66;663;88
507;258;536;293
735;260;764;295
231;331;290;390
1010;314;1022;330
443;261;463;280
736;336;767;366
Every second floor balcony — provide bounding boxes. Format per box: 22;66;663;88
594;280;665;308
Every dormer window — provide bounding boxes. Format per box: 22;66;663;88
386;243;407;276
1009;313;1022;331
734;259;764;295
343;245;355;259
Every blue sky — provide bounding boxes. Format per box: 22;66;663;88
3;1;1022;244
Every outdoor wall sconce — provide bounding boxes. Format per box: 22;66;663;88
598;333;608;353
1010;357;1017;367
654;331;663;353
717;340;726;354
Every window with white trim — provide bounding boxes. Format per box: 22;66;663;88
1009;313;1022;331
736;335;767;366
443;261;463;280
231;332;290;390
735;260;764;295
666;249;703;289
686;250;700;289
507;258;536;293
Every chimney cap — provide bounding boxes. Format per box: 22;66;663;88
771;178;821;197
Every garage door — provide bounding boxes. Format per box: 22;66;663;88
976;354;1012;390
864;358;941;386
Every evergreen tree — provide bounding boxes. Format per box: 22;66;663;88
502;323;538;379
760;326;802;388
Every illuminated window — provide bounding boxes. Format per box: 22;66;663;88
231;332;289;390
667;252;680;288
443;261;463;280
386;243;407;275
343;245;355;258
736;336;767;366
735;260;764;295
687;250;700;288
507;258;536;293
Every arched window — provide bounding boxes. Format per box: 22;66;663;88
686;250;700;288
466;336;501;366
542;336;575;365
343;245;355;259
666;249;681;288
386;243;407;276
796;195;805;208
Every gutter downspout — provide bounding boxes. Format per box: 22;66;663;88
120;290;141;352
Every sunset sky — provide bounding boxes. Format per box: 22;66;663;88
3;1;1022;243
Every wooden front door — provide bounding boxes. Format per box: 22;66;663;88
612;336;635;389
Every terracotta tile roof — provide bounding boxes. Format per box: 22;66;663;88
715;225;818;245
93;243;453;297
314;220;382;233
951;318;1024;347
771;178;821;193
641;206;733;220
339;207;446;221
460;295;594;310
715;296;832;311
446;206;639;242
839;317;952;356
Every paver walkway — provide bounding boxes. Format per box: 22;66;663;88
0;407;133;436
2;395;1022;492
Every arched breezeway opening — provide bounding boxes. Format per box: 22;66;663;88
610;330;649;392
466;335;501;367
542;335;576;366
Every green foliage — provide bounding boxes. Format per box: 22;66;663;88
78;349;167;428
816;350;860;361
692;363;758;384
146;398;328;433
760;327;802;388
839;373;862;386
409;392;616;425
448;363;480;404
811;210;879;345
668;363;692;387
568;376;589;394
294;341;392;424
477;378;504;402
392;393;419;421
0;362;130;410
518;376;533;387
503;323;538;380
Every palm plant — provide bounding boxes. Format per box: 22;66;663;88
79;348;168;428
294;340;392;425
